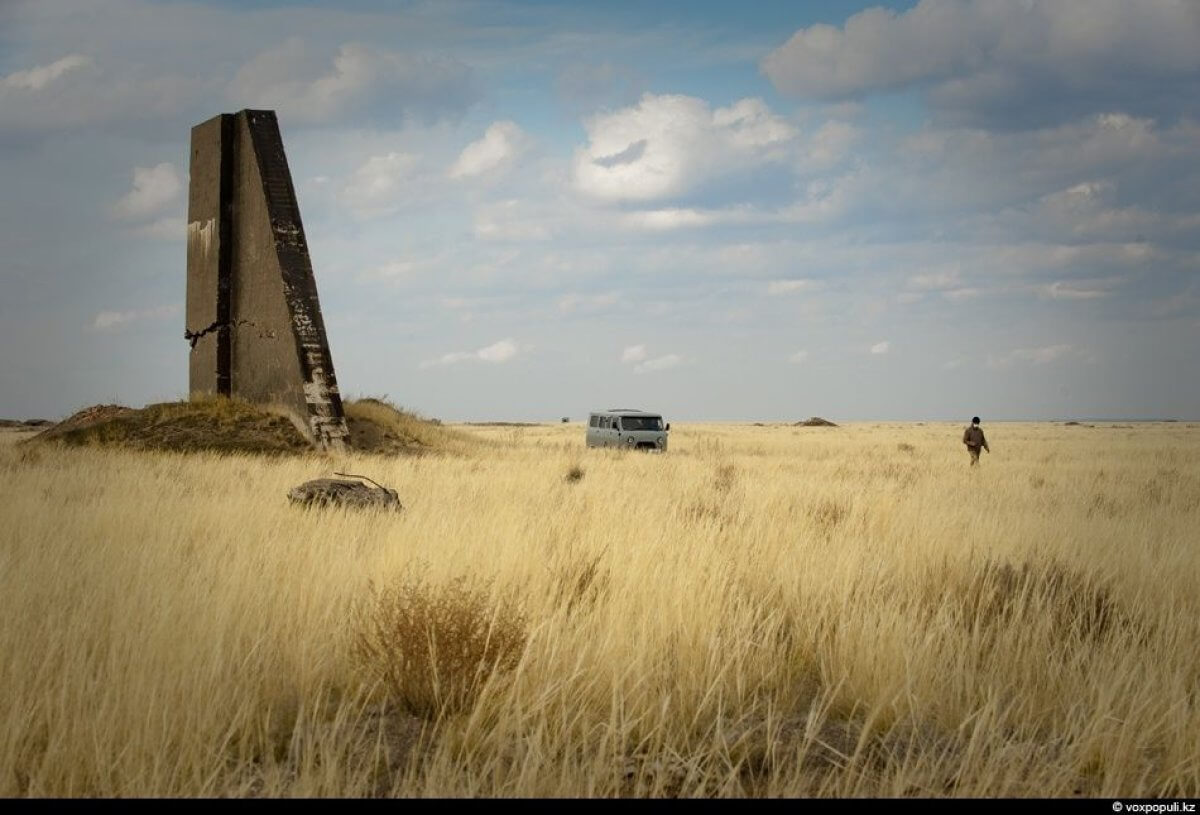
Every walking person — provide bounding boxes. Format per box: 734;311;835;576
963;416;989;466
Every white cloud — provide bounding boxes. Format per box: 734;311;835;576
1029;179;1200;242
420;338;521;368
801;120;862;172
776;176;855;224
907;270;962;291
228;39;473;124
358;250;458;286
423;351;474;367
93;311;137;331
0;51;206;133
133;216;185;240
1043;281;1112;300
477;338;518;362
365;260;416;281
609;182;854;232
788;350;809;364
112;163;181;221
813;113;1200;235
621;344;647;363
988;344;1074;368
473;200;551;242
713;98;798;149
621;208;722;231
450;121;526;179
1021;345;1073;365
870;341;890;354
1;55;90;91
761;0;1200;124
558;292;618;314
91;304;179;331
572;93;797;202
943;287;985;301
634;353;682;374
340;152;420;218
1041;180;1114;214
768;279;820;295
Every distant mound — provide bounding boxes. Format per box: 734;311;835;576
27;396;471;457
795;417;838;427
0;418;53;430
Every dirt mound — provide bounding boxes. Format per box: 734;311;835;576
30;398;311;455
344;398;473;455
795;416;838;427
46;404;135;433
27;397;471;457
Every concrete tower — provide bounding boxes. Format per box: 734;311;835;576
185;110;348;451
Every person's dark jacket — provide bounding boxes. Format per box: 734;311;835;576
963;425;988;451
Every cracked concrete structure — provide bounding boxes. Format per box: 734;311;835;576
186;110;348;450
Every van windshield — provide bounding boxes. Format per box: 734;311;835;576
619;416;663;431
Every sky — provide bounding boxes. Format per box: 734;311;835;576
1;0;1198;422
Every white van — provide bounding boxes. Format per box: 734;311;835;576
586;409;669;451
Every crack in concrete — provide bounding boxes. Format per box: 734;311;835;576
184;320;225;348
184;319;261;348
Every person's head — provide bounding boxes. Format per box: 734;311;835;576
972;416;980;426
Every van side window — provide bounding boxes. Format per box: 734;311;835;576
589;416;598;427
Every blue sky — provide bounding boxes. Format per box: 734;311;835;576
1;0;1198;421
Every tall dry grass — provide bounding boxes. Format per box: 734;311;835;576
1;420;1198;797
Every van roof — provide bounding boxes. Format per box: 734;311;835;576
592;409;660;415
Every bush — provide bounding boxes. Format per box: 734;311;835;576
352;572;527;718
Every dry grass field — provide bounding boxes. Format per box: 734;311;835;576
1;419;1198;797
